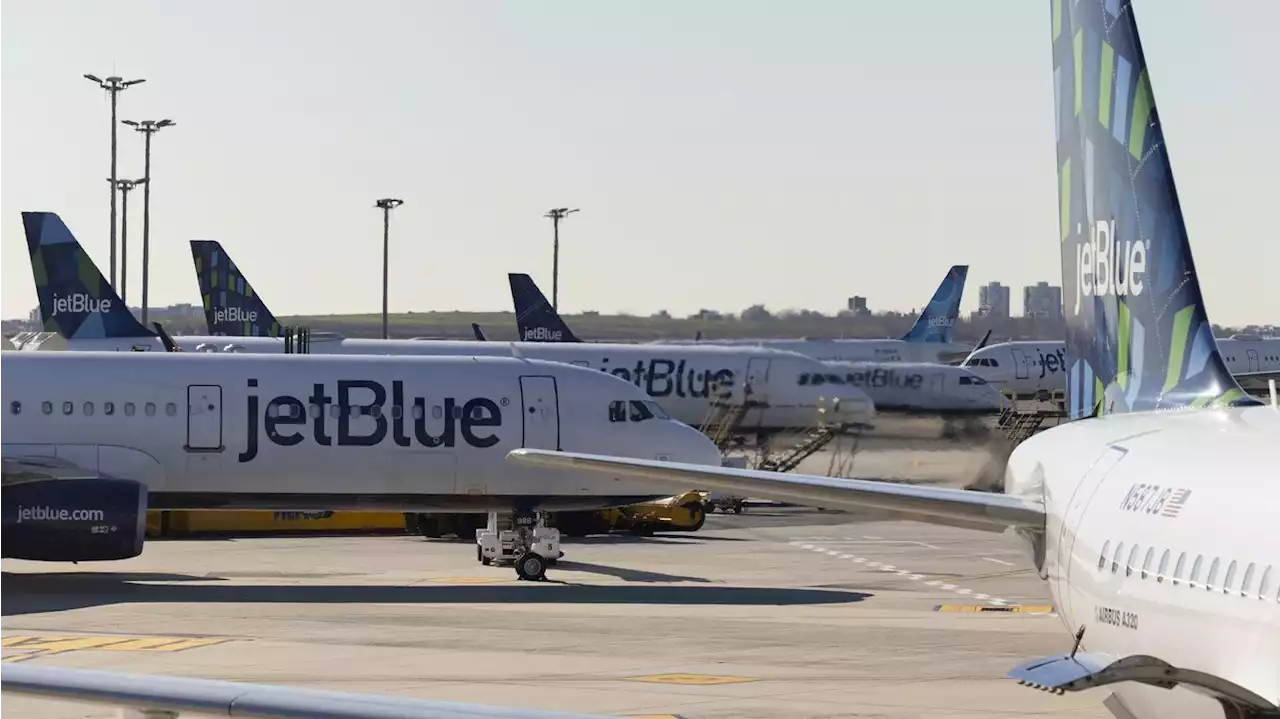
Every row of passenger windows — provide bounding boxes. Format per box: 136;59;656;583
11;400;177;418
1099;539;1279;601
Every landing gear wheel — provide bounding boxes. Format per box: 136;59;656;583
515;552;547;581
477;544;492;566
732;503;744;514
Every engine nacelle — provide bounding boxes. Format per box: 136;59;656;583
2;478;148;561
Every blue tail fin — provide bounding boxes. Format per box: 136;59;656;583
901;265;968;343
23;212;154;339
1051;0;1255;418
509;273;581;342
190;240;282;337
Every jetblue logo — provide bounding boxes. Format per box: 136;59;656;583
1074;220;1147;315
927;316;956;329
215;307;258;324
1037;348;1067;379
523;327;562;341
598;358;734;399
51;293;111;317
238;379;503;463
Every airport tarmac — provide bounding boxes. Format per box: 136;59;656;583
2;501;1110;719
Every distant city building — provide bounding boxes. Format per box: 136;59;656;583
1023;281;1063;320
978;282;1011;319
846;296;870;316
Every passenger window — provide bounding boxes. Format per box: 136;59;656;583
145;402;156;417
1190;555;1204;588
1206;558;1220;591
1111;542;1124;574
470;405;485;420
391;405;403;420
309;404;322;419
166;402;177;417
370;405;383;419
411;404;425;420
1242;563;1256;597
83;402;94;417
104;401;115;416
9;401;19;415
608;400;627;423
1141;548;1154;579
1173;553;1187;586
124;402;136;416
62;401;73;415
42;401;52;415
1098;540;1111;571
1224;561;1238;594
267;403;279;419
329;404;342;419
432;405;443;420
1157;550;1170;583
1126;545;1139;577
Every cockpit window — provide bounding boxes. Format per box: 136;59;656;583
608;400;627;423
629;400;656;422
644;401;670;420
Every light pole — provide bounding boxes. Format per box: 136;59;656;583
108;178;146;305
123;119;175;324
375;198;404;340
542;207;579;311
85;73;146;289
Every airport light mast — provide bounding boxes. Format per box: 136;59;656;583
108;177;147;305
123;118;176;324
375;198;404;340
85;73;146;289
543;207;579;311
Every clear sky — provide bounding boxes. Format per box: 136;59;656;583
3;1;1276;325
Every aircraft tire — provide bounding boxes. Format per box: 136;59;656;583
516;552;547;582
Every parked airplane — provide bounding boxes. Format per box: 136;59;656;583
626;265;973;363
19;222;877;433
510;272;1005;419
963;338;1280;401
505;3;1280;717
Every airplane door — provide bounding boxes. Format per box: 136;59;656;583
1055;445;1127;623
1247;349;1260;372
519;375;560;450
745;358;771;400
1010;349;1030;380
186;385;224;451
928;373;945;394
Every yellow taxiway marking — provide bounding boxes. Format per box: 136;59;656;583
624;674;758;686
934;604;1055;614
1;635;231;661
425;577;511;584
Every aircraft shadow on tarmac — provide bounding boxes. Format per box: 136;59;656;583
1;572;869;616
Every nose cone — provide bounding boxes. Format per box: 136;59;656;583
673;421;724;467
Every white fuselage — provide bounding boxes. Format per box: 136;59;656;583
1;352;721;512
22;336;876;431
1004;407;1280;718
651;337;971;365
962;338;1280;400
812;361;1004;414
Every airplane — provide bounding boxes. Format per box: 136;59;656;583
615;265;975;364
18;220;878;434
962;338;1280;402
510;272;1007;420
502;2;1280;716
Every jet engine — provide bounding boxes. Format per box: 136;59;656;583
2;478;148;561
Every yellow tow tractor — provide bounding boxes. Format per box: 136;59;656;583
552;491;710;537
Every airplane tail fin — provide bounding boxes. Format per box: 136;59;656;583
508;273;580;342
471;323;488;341
1052;0;1255;417
190;240;282;337
23;212;154;339
901;265;968;343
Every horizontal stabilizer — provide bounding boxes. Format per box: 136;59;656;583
505;449;1043;531
1009;652;1278;714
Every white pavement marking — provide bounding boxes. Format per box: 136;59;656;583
786;539;1013;606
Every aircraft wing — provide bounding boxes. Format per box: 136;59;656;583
1;664;615;719
506;450;1044;531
